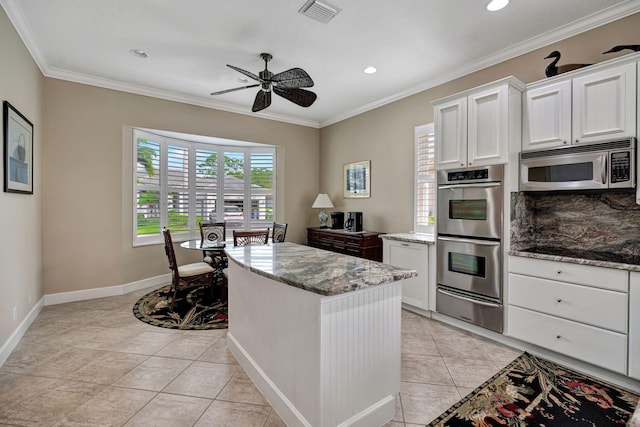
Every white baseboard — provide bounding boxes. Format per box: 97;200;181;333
0;274;170;368
0;297;44;367
44;274;170;305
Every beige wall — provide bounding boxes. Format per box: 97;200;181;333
0;7;43;350
320;12;640;234
42;80;320;294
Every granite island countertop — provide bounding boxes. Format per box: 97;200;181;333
510;247;640;272
381;233;435;244
225;242;418;296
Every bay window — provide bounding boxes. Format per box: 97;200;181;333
134;128;276;246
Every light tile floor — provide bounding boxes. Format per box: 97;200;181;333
0;287;522;426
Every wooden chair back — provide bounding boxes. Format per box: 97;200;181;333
272;222;288;243
233;229;270;247
162;227;178;272
200;221;226;245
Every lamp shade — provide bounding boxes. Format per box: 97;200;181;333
312;193;334;208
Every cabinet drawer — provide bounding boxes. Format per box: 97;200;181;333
509;256;628;292
508;273;627;333
508;306;627;374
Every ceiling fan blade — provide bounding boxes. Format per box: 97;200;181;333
210;84;260;96
270;68;314;88
273;87;317;108
227;64;264;83
252;90;272;112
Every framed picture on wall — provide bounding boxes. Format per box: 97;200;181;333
3;101;34;194
343;160;370;198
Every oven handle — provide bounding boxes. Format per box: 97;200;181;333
437;288;502;308
437;182;501;190
437;236;500;246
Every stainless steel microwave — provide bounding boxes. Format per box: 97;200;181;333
519;138;636;192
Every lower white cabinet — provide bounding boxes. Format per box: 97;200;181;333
630;272;640;380
508;256;629;375
383;238;434;311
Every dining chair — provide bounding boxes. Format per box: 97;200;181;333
200;221;225;244
198;221;228;301
272;222;288;243
162;228;220;310
233;228;270;246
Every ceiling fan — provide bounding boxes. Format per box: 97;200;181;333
210;53;317;112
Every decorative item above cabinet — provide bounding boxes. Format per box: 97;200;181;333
433;76;524;171
523;54;638;151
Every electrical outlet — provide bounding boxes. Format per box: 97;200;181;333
12;307;17;323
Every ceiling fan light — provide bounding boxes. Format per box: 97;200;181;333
486;0;509;11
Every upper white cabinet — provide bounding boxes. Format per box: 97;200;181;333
434;98;467;169
523;81;572;150
572;62;636;144
523;58;637;151
434;77;524;170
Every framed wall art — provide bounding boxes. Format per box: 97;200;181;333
343;160;370;198
3;101;33;194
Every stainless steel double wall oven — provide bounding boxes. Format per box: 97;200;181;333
436;165;504;333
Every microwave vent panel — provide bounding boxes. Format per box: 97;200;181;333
298;0;340;24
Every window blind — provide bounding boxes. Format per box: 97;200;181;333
415;123;435;233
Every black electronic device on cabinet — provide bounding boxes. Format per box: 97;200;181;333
345;212;363;232
330;212;344;229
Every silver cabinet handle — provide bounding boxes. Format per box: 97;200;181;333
436;288;502;308
438;236;500;246
438;182;501;190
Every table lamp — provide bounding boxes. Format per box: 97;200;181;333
312;193;334;228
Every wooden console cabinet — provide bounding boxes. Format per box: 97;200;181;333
307;227;383;261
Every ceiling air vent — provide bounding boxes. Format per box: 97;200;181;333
298;0;340;24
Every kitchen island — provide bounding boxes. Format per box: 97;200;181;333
224;242;417;427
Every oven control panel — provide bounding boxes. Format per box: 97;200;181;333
447;169;489;182
610;151;631;184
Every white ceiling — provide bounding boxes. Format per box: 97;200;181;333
2;0;640;128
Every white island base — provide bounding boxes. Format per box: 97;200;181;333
226;261;402;427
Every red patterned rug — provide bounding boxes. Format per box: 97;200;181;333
428;352;639;426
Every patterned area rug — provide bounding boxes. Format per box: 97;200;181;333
428;352;639;427
133;285;228;330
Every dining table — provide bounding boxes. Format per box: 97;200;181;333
180;238;228;300
179;238;228;269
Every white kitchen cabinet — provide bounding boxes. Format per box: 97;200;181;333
383;238;434;311
630;272;640;380
523;80;572;150
434;97;467;169
523;59;637;151
433;77;523;170
572;62;636;144
508;256;629;374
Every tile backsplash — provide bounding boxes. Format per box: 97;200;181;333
511;191;640;259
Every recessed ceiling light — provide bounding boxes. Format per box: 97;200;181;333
363;66;377;74
129;49;148;58
238;77;249;83
486;0;509;11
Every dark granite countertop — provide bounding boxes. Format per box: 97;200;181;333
510;246;640;272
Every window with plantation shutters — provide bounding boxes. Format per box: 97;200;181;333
414;123;435;233
133;128;276;246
